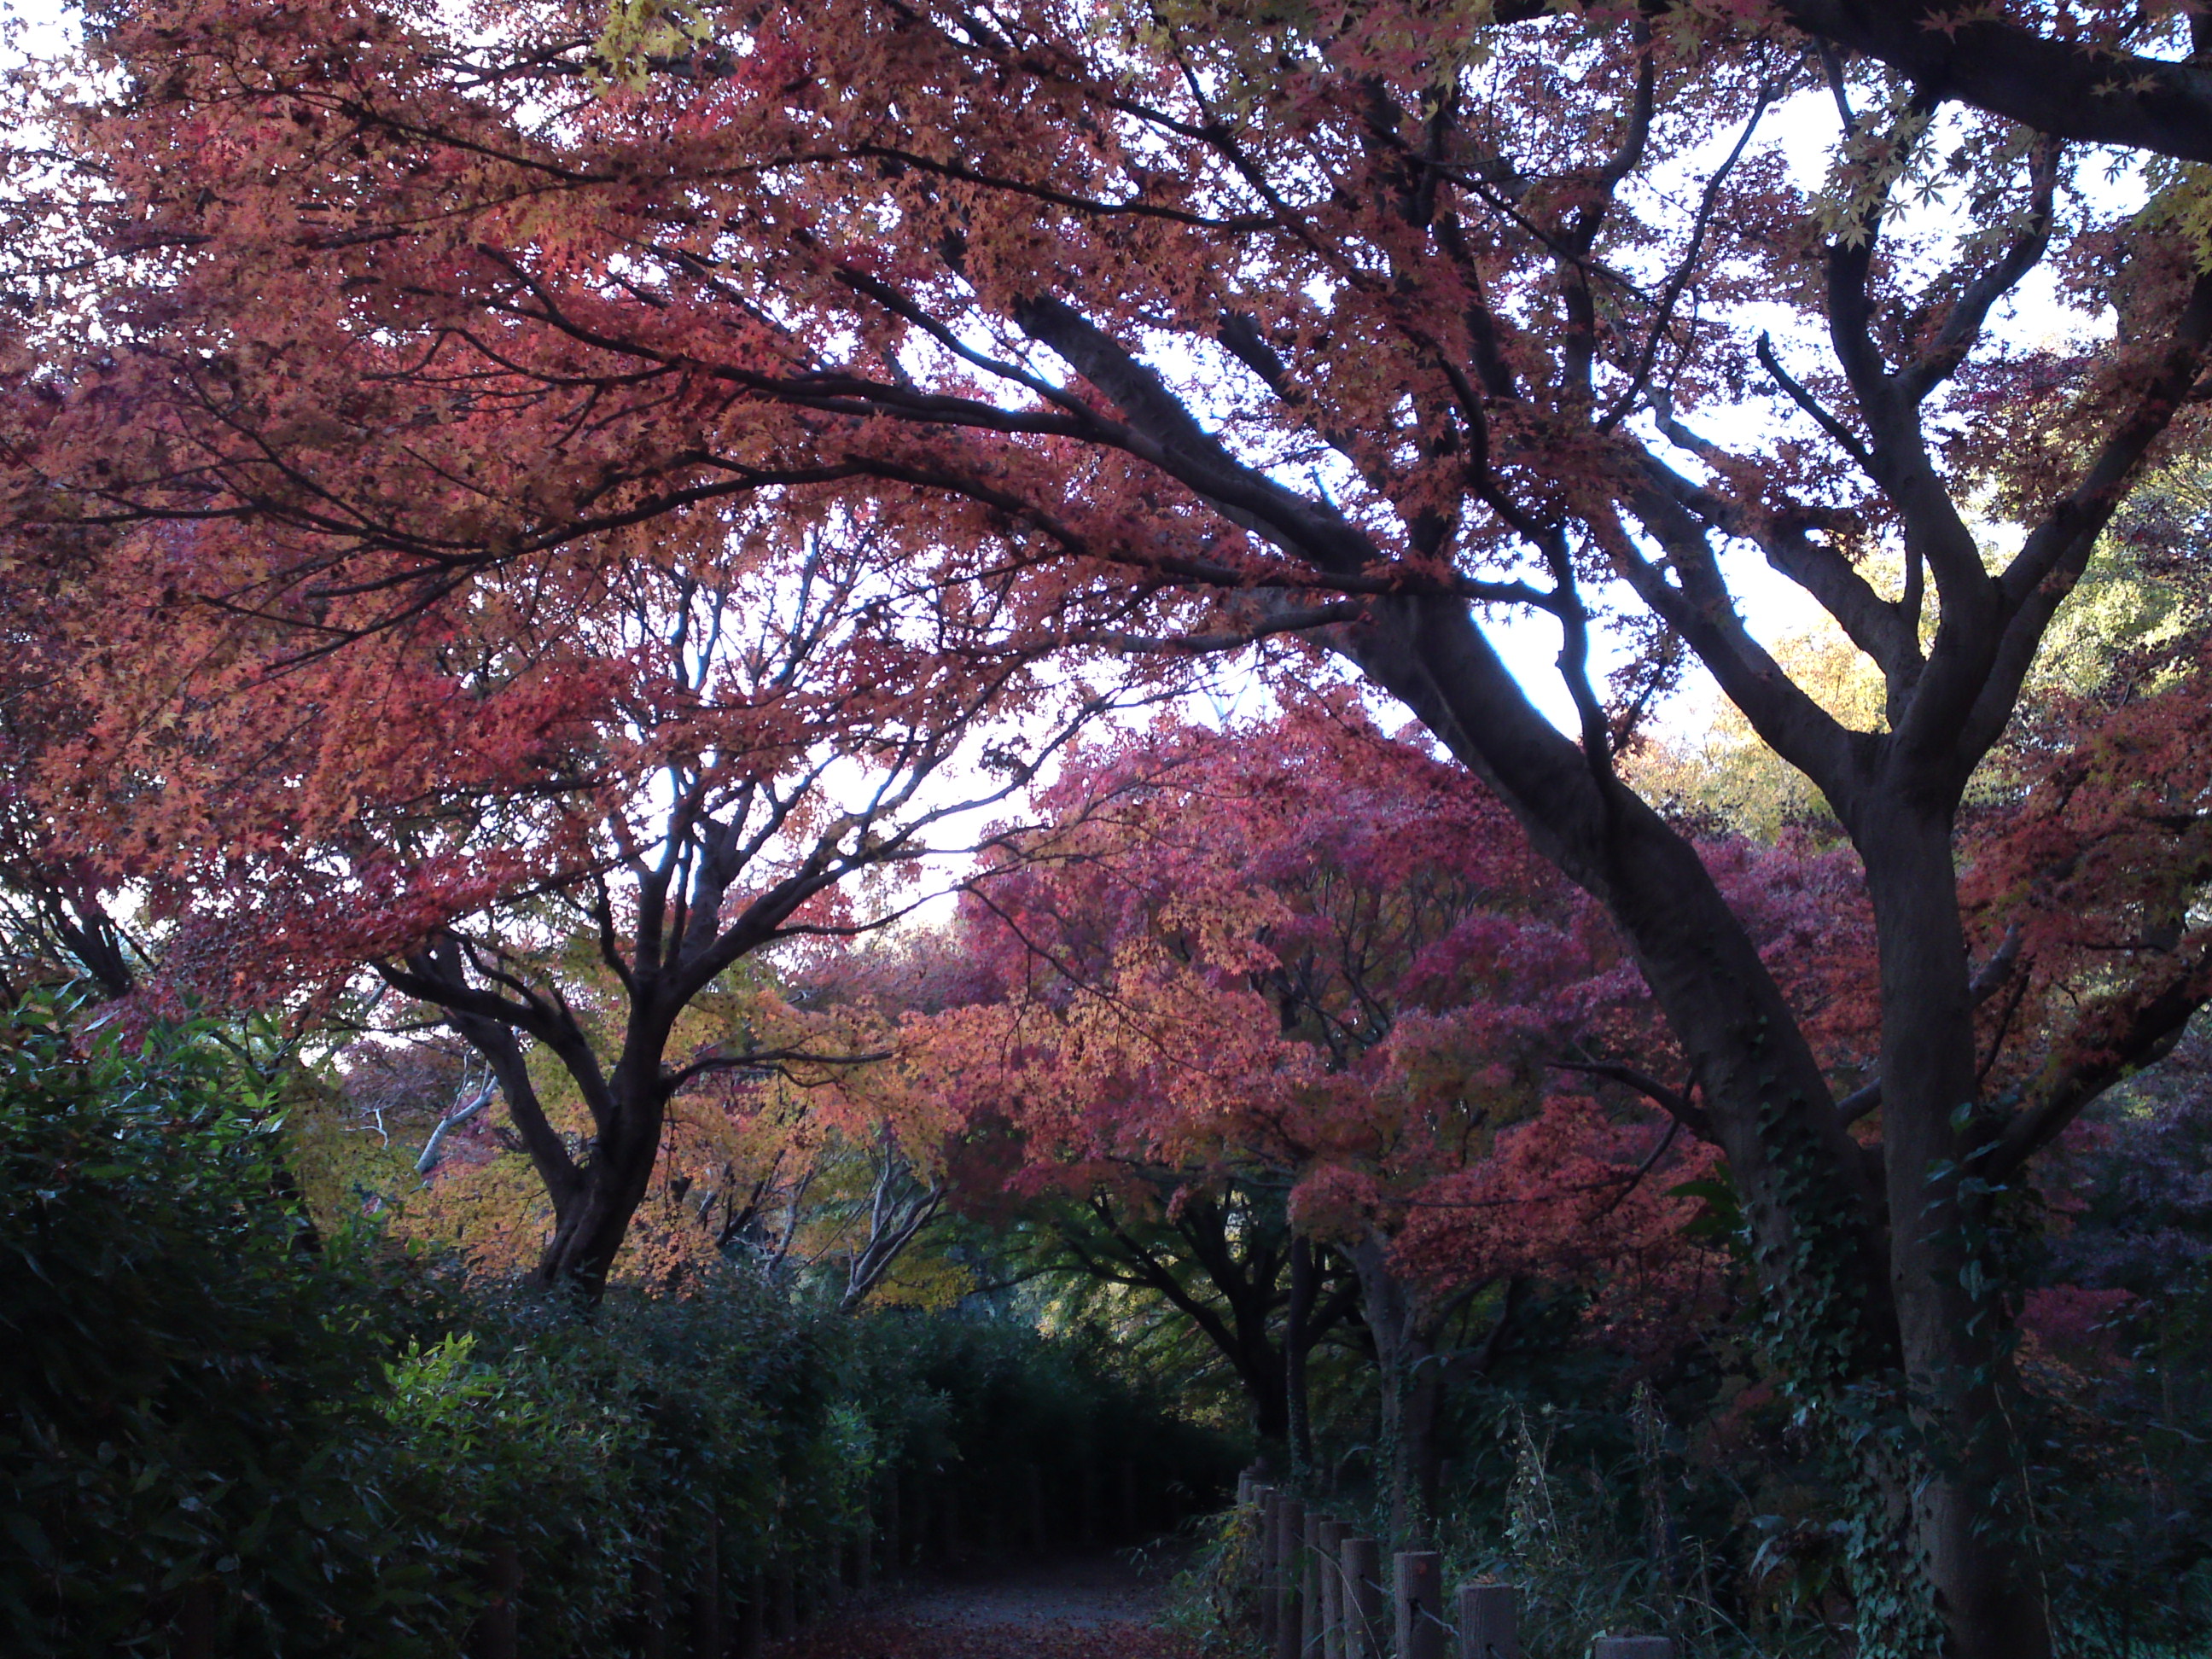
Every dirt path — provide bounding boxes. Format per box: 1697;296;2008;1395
765;1552;1201;1659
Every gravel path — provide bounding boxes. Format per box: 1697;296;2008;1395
765;1552;1200;1659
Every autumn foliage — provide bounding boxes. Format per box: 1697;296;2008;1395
8;0;2212;1650
915;698;1663;1289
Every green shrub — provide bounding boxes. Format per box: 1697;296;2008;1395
0;995;1237;1656
0;992;446;1655
851;1312;1241;1547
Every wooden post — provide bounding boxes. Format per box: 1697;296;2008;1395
771;1563;798;1640
1341;1536;1382;1659
1301;1509;1325;1658
1256;1504;1291;1654
636;1527;669;1659
1394;1550;1444;1659
885;1470;903;1575
177;1578;218;1659
1317;1516;1346;1659
1591;1641;1674;1659
857;1521;875;1591
1455;1584;1516;1659
1272;1496;1304;1659
1257;1487;1281;1645
1253;1484;1276;1630
737;1573;766;1659
1120;1456;1140;1538
689;1516;721;1659
1028;1462;1049;1554
1259;1490;1279;1647
475;1537;520;1659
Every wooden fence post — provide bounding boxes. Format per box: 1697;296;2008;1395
689;1516;721;1659
1301;1510;1325;1658
1591;1640;1674;1659
474;1537;520;1659
1340;1537;1382;1659
771;1562;799;1640
738;1572;766;1659
1454;1584;1517;1659
1272;1496;1305;1659
635;1525;669;1659
1028;1462;1049;1555
1394;1550;1444;1659
176;1578;218;1659
1317;1516;1346;1659
1257;1488;1281;1646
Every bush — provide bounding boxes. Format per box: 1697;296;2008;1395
0;994;1237;1656
851;1312;1242;1557
369;1279;865;1656
0;992;445;1655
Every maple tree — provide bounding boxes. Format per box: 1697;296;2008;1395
794;776;1366;1446
961;1140;1355;1452
0;492;140;1000
26;501;1142;1296
291;1015;964;1307
910;700;1738;1531
7;0;2212;1648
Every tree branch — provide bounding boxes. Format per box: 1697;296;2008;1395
1550;1057;1715;1141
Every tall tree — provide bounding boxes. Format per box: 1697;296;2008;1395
918;699;1723;1528
34;505;1130;1295
10;3;2212;1647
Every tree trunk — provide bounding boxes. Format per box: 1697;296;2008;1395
1344;599;1895;1349
1339;599;2050;1656
1348;1234;1441;1545
1859;805;2050;1659
529;1072;669;1299
1285;1236;1318;1476
1401;1337;1446;1531
1069;1189;1296;1449
1246;1352;1293;1449
394;942;683;1306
